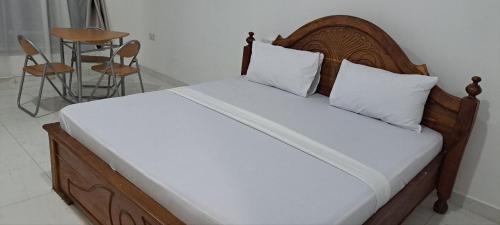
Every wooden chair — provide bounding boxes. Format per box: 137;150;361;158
17;35;75;117
89;40;144;98
68;27;114;96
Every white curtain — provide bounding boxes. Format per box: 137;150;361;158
67;0;88;28
67;0;109;29
92;0;110;29
0;0;70;78
0;0;51;77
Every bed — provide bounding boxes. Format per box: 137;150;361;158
44;15;482;225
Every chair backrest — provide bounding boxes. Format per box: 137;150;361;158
17;35;52;65
17;35;40;56
116;40;141;58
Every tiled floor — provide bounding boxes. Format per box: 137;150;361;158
0;71;174;225
0;71;497;225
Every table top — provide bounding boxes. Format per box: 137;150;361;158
51;28;129;42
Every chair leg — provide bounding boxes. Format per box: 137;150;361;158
135;61;145;93
107;76;117;97
120;78;125;96
137;71;145;93
69;58;74;93
106;75;111;97
61;73;67;96
33;76;46;115
120;77;125;96
110;76;123;97
47;75;75;104
17;71;27;107
110;75;121;97
18;75;45;117
89;73;106;100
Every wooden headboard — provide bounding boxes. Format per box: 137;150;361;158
241;15;482;211
241;15;480;147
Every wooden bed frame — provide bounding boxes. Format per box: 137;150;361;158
44;15;482;225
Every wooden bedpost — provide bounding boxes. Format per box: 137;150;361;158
44;123;74;205
241;32;255;75
434;76;482;214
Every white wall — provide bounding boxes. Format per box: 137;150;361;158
106;0;500;212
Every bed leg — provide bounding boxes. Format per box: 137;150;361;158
433;197;448;214
55;190;74;205
48;136;73;206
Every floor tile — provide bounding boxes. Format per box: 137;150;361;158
0;164;52;208
36;112;61;128
427;203;499;225
0;125;39;173
0;88;33;110
0;126;51;207
0;76;40;91
38;161;52;180
403;206;434;225
0;192;90;225
0;107;52;166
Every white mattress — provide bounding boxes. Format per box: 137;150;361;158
59;78;443;225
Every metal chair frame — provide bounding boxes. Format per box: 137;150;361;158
68;27;117;98
90;40;144;99
17;35;76;117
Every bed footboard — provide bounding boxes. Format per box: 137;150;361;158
44;123;184;225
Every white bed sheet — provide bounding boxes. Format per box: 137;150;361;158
59;77;443;225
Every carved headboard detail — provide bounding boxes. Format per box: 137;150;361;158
272;16;422;96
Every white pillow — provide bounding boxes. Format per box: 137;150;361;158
246;41;324;97
308;53;325;96
329;60;438;132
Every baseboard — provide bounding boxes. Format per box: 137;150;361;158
0;75;17;79
140;66;186;87
451;191;500;223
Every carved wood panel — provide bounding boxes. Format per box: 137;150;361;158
280;26;401;96
57;149;166;225
110;190;162;225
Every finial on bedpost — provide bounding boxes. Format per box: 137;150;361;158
466;76;482;99
241;32;255;75
272;35;285;45
246;32;255;45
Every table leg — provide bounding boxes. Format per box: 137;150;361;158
59;38;67;96
119;37;125;96
75;41;83;102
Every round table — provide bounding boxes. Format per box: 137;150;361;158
51;28;129;102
